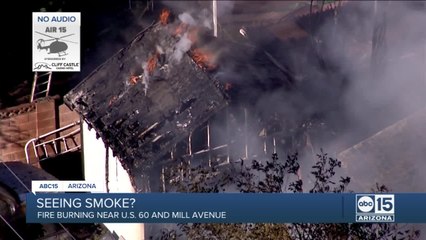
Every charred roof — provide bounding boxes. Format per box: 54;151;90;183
64;20;230;191
63;6;304;191
64;4;348;191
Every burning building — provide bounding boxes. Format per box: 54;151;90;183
64;3;309;193
59;1;425;239
64;0;426;190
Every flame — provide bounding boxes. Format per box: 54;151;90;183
129;75;140;85
187;27;199;44
159;9;170;25
108;96;118;107
173;23;188;37
147;54;158;75
167;10;219;71
173;24;199;44
191;48;217;71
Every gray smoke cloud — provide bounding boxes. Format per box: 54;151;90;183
300;2;426;192
172;33;193;62
145;0;426;235
161;1;426;193
81;1;425;194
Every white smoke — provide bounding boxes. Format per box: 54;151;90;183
161;1;426;192
172;33;193;62
141;61;149;95
171;10;214;63
198;8;212;29
217;0;235;17
178;12;197;26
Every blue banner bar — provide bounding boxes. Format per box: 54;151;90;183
25;193;426;223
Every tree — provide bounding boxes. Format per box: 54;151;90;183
154;151;420;240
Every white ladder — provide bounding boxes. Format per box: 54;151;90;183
30;71;52;102
24;120;81;165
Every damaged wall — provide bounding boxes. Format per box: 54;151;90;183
0;97;80;163
82;121;143;240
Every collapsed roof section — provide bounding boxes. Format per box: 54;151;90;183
64;20;228;191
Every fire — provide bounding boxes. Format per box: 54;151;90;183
108;96;118;107
173;23;188;37
190;48;217;71
147;54;158;75
164;10;219;71
129;75;140;85
187;27;199;44
159;9;170;25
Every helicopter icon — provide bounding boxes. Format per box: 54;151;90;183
36;31;77;57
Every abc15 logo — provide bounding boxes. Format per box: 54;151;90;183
356;194;395;214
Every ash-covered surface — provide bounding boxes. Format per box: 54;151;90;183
64;23;227;191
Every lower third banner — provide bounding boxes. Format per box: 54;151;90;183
25;193;426;223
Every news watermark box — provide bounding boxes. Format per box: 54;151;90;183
32;12;80;72
356;194;395;222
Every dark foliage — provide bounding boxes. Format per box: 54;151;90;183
157;151;420;240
